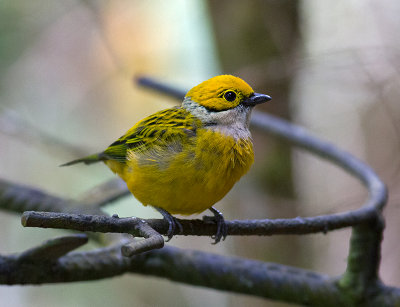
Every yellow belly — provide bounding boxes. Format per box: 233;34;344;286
105;129;254;215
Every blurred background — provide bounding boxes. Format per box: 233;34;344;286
0;0;399;306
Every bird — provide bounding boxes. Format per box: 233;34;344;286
62;75;271;243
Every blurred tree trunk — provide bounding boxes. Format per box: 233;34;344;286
207;2;300;307
208;0;299;199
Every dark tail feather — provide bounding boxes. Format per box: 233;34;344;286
60;153;105;167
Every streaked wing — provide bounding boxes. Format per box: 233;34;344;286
103;107;200;163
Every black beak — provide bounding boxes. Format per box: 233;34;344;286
242;93;272;107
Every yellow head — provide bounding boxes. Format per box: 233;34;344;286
186;75;265;111
183;75;271;138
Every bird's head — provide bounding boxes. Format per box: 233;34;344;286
183;75;271;133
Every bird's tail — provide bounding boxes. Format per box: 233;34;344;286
60;153;105;167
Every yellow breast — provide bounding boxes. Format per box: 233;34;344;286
106;129;254;215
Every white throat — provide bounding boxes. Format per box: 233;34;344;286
182;97;253;140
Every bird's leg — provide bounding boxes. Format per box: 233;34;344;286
207;207;228;244
153;206;183;241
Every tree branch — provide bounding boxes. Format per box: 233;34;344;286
0;239;344;306
0;178;105;216
77;178;130;208
17;234;89;262
19;209;379;238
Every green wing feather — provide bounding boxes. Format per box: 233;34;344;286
104;107;201;163
63;107;201;167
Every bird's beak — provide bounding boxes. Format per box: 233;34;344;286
242;93;272;107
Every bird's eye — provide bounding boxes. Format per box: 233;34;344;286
223;91;237;102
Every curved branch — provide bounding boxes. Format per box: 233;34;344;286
250;112;387;213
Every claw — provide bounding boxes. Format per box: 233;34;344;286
208;207;228;244
154;207;183;241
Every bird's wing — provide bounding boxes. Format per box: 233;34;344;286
103;107;200;163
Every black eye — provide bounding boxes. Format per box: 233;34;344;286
223;91;236;102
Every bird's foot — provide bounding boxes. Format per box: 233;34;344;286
204;207;228;244
154;207;183;241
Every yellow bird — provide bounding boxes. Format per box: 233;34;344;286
62;75;271;243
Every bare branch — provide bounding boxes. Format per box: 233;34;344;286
135;76;186;100
0;241;344;306
3;237;400;306
17;234;88;262
0;108;89;157
120;218;164;256
78;178;130;208
21;211;164;256
0;178;105;216
19;210;379;238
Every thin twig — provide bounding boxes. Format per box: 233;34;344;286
0;108;89;158
21;211;164;256
135;76;186;100
120;217;164;256
0;178;105;216
78;178;130;208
